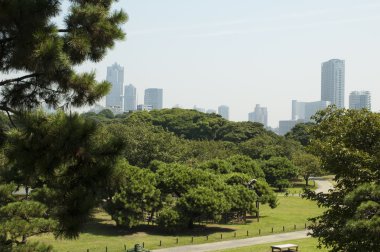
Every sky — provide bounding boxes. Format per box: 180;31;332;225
71;0;380;126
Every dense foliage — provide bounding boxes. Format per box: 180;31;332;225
79;109;309;229
306;108;380;252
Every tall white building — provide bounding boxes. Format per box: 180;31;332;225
124;84;137;112
248;104;268;127
105;63;124;109
218;105;229;120
292;100;330;122
321;59;345;108
349;91;371;110
144;88;163;110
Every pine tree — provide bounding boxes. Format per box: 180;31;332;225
0;0;127;113
0;0;127;248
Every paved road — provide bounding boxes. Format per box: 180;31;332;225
312;177;334;193
152;178;333;252
152;230;309;252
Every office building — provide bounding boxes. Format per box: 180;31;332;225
218;105;229;120
321;59;345;108
124;84;137;112
194;106;206;113
248;104;268;127
292;100;330;122
279;120;304;136
206;109;217;114
144;88;163;110
105;63;124;109
137;104;153;111
349;91;371;110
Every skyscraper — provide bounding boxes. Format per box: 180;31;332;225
248;104;268;127
106;63;124;109
144;88;163;110
321;59;345;108
349;91;371;110
218;105;229;120
124;84;137;112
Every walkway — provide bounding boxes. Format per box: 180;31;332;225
152;231;309;252
312;177;334;193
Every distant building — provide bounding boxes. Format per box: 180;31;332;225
206;109;217;114
89;104;106;114
248;104;268;127
106;63;124;109
321;59;345;108
124;84;137;112
137;104;153;111
218;105;229;120
144;88;163;110
292;100;330;122
193;106;206;113
279;120;304;136
349;91;371;110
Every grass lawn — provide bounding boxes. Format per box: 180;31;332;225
31;196;324;252
213;238;328;252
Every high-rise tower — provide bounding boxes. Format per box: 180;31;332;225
349;91;371;110
321;59;345;108
248;104;268;127
218;105;229;120
124;84;137;112
144;88;163;110
105;63;124;109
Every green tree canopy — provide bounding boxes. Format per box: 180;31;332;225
104;160;160;228
292;151;322;186
260;156;298;191
285;122;314;146
306;108;380;252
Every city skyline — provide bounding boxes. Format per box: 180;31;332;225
68;0;380;126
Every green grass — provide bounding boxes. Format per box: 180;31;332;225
31;197;324;252
213;238;328;252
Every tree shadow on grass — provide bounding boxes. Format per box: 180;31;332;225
81;211;236;237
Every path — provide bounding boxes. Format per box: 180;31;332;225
152;230;309;252
152;178;334;252
311;177;334;193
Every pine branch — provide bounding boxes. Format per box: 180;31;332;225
0;74;40;86
0;37;15;43
5;111;17;128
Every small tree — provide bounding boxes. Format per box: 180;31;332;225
261;157;298;191
292;152;322;186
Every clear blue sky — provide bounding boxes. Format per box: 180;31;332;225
74;0;380;127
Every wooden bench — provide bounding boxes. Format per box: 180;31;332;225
271;243;299;251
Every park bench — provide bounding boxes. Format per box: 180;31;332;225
271;243;299;252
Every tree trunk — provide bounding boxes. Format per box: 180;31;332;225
188;219;194;229
305;176;309;186
256;201;260;222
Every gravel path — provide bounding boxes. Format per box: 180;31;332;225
152;178;334;252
